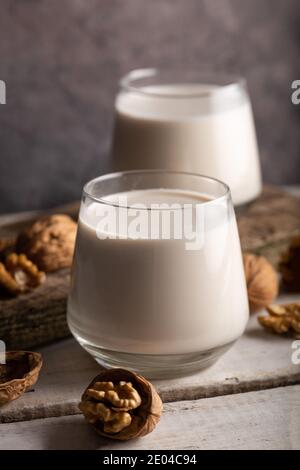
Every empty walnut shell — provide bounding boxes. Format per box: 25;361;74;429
16;214;77;272
0;351;42;405
243;253;279;313
79;369;163;441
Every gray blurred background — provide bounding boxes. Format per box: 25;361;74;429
0;0;299;214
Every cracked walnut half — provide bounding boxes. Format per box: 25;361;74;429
79;369;162;440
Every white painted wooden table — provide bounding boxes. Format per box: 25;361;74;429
0;295;299;450
0;190;300;450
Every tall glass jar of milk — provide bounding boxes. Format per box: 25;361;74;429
111;68;262;206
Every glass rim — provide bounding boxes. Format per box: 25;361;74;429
83;170;231;211
119;68;247;99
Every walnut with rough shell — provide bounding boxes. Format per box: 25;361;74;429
16;214;77;272
0;351;42;405
243;253;279;313
0;253;45;295
79;369;163;440
258;301;300;337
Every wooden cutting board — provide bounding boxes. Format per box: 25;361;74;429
0;186;300;350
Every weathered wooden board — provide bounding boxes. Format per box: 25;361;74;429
0;202;79;350
0;269;70;350
0;386;299;450
1;299;299;424
0;186;300;350
238;186;300;266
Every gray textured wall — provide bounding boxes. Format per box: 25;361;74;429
0;0;299;214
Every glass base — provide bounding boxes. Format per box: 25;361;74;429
74;334;235;379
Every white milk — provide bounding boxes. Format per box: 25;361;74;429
111;85;262;205
67;188;249;355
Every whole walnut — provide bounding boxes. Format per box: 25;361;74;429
243;253;279;313
17;214;77;272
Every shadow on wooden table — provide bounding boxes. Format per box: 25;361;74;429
44;414;118;450
44;414;145;450
244;327;280;342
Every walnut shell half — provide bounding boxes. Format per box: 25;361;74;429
0;351;42;405
79;369;163;441
16;214;77;272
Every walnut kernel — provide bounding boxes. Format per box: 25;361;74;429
0;253;45;295
6;253;45;289
0;237;16;260
258;301;300;336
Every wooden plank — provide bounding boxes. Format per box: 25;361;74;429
1;295;299;423
0;269;70;350
0;386;299;450
238;186;300;266
0;202;79;350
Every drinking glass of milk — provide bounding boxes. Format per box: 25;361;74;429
111;68;262;206
67;170;249;378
